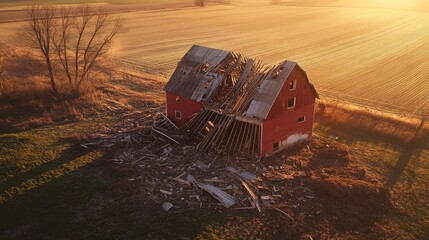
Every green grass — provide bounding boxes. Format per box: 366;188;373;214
0;115;145;239
0;113;234;239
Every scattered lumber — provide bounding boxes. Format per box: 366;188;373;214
81;107;328;219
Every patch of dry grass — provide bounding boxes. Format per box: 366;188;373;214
0;43;165;131
315;101;428;144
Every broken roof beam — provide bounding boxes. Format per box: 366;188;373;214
219;59;255;110
236;67;272;112
151;128;180;145
229;72;267;114
198;114;236;153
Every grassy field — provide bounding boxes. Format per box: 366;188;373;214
0;112;428;239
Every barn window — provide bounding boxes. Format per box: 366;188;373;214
273;142;280;151
175;110;182;119
298;116;305;123
289;79;297;90
176;96;181;102
287;97;296;109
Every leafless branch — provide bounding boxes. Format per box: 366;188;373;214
25;4;122;95
26;4;59;95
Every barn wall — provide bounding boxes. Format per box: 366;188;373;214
266;66;316;119
261;66;316;155
261;103;314;155
166;92;203;126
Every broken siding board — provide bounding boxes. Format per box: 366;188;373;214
225;120;238;149
241;121;250;153
250;124;258;155
214;116;235;148
253;125;261;155
229;120;243;154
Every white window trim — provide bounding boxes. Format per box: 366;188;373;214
298;116;306;123
287;97;296;109
175;110;182;119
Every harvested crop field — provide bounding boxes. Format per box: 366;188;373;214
1;0;428;116
112;1;429;117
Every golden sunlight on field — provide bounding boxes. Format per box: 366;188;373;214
111;3;429;116
0;0;428;116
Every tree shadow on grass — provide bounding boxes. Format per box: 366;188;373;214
384;145;423;189
0;144;90;194
0;149;114;240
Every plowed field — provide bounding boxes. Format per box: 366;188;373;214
1;0;428;116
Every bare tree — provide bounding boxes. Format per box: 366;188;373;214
53;6;122;92
26;5;59;95
25;4;122;95
52;6;73;86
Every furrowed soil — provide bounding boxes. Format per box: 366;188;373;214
1;1;428;115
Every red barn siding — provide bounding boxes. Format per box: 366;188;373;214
266;67;316;120
166;92;203;126
261;65;316;155
261;103;314;155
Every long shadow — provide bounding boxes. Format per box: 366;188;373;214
0;144;89;193
385;118;426;189
384;145;423;189
0;150;116;240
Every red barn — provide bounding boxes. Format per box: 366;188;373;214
164;45;318;156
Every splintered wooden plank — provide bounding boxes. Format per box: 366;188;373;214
212;115;233;148
237;176;261;212
232;121;245;154
252;124;259;155
248;123;256;156
151;128;180;145
241;121;251;154
225;119;238;149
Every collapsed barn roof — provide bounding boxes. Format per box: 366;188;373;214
164;45;318;120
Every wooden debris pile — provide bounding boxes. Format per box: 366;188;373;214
86;111;324;219
79;109;380;220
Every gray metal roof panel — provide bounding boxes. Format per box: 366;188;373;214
245;61;296;119
164;45;230;100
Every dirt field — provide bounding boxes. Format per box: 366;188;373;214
1;1;428;116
